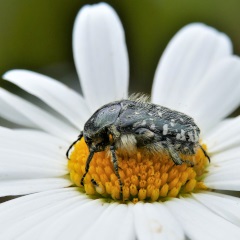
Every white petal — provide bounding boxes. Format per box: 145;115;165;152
0;88;78;141
0;127;71;196
0;188;85;238
0;127;68;156
0;177;72;197
205;180;240;191
10;128;69;160
3;70;91;128
185;57;240;133
193;192;240;227
205;116;240;154
152;23;232;111
209;147;240;165
0;159;67;180
20;199;102;240
39;199;110;239
73;3;129;112
165;197;240;240
1;127;69;163
0;116;22;129
81;204;134;240
204;146;240;185
204;162;240;191
0;128;68;177
202;118;233;141
133;202;184;240
0;91;35;128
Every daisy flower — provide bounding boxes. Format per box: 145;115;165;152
1;2;240;239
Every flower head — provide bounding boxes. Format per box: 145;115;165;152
1;2;240;239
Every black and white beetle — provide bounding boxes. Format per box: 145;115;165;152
66;96;210;196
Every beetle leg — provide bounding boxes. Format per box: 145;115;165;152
200;145;210;162
166;138;194;167
110;145;123;200
91;178;99;187
80;148;95;186
108;125;121;141
66;131;83;159
167;141;184;165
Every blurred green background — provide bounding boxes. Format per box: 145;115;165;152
0;0;240;114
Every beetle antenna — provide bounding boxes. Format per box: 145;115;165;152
81;149;95;186
200;145;210;162
66;131;83;159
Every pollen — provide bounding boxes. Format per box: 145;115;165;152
68;139;209;203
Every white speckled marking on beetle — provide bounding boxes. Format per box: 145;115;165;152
163;124;169;135
180;129;186;141
158;112;163;117
141;120;147;126
176;133;181;140
170;119;176;127
150;123;156;130
188;131;194;142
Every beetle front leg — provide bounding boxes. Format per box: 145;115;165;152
108;125;121;142
110;145;123;200
80;148;95;186
166;138;194;167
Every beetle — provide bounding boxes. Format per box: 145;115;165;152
66;96;210;197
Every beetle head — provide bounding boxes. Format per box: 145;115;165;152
83;102;122;152
83;129;110;152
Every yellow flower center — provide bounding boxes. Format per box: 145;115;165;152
68;139;209;203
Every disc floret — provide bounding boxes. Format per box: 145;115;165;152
68;139;209;203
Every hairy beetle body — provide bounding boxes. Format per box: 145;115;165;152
84;99;200;155
67;97;209;198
